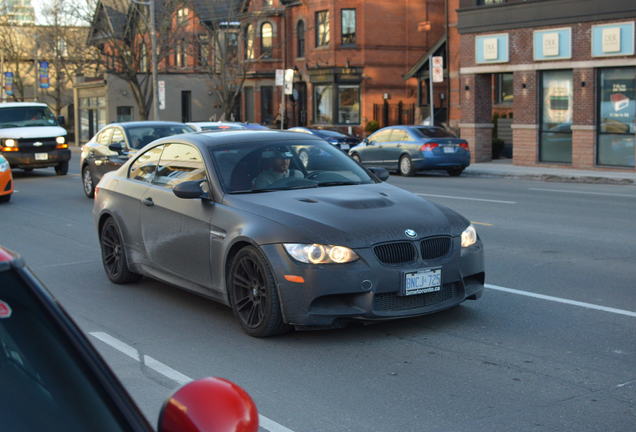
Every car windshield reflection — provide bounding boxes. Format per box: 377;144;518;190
210;140;374;193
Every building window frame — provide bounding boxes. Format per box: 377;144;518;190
245;24;255;60
313;83;361;125
539;69;573;164
341;9;356;46
495;72;513;104
261;22;273;59
596;66;636;167
297;20;305;58
315;10;330;48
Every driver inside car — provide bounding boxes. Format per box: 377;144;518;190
252;149;303;189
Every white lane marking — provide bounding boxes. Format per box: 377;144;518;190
529;187;636;198
37;259;99;269
485;284;636;318
416;193;516;204
616;379;636;388
89;331;295;432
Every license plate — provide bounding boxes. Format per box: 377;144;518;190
340;144;350;150
35;153;48;160
402;268;442;296
443;146;455;153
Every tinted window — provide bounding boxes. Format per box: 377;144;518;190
153;143;206;189
110;128;126;145
312;129;347;138
369;129;392;143
126;125;193;150
210;139;373;193
412;127;455;138
129;145;164;182
96;128;112;145
0;270;128;431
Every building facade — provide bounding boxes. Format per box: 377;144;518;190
1;0;36;25
241;0;445;134
457;0;636;170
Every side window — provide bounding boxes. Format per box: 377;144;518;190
370;129;392;144
110;128;126;146
129;145;164;183
392;130;411;142
153;143;206;189
96;128;112;145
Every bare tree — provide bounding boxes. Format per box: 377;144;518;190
0;20;36;101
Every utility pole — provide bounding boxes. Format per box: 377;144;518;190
132;0;159;120
1;49;4;102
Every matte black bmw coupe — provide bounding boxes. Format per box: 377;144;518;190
93;130;484;337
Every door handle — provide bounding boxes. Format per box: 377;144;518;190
142;197;154;207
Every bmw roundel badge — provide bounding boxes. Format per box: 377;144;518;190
405;229;417;238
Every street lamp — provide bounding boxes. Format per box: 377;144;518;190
131;0;159;121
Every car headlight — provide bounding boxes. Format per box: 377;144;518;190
284;243;359;264
0;157;9;172
3;139;16;147
56;136;65;144
461;224;478;248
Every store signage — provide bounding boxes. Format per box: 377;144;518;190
432;56;444;83
275;69;284;86
533;28;571;61
475;34;508;64
38;61;49;89
592;22;635;57
284;69;294;95
3;72;13;96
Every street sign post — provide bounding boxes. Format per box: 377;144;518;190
432;56;444;83
276;69;295;130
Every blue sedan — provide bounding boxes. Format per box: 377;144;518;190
349;126;470;176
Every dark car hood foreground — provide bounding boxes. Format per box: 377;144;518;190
227;183;469;248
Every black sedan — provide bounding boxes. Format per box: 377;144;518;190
93;130;484;337
287;127;359;165
80;121;193;197
0;246;259;431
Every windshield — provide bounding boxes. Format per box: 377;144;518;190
126;125;193;149
312;129;348;138
412;127;456;138
210;139;375;193
0;106;58;128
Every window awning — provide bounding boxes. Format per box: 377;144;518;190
403;36;447;80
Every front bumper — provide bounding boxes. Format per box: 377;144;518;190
261;237;484;327
0;171;12;196
2;149;71;169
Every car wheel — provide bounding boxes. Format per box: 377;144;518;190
228;246;290;337
298;150;309;168
100;218;141;284
55;161;69;176
82;165;95;198
0;194;10;203
447;167;464;177
351;153;361;164
399;155;415;176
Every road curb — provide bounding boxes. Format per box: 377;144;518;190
463;170;635;185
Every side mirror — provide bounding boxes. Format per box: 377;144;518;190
362;138;369;145
173;180;209;199
57;116;65;127
108;141;125;153
368;167;390;182
158;377;259;432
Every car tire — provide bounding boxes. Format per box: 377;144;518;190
0;194;10;203
298;150;310;168
399;155;415;176
82;165;95;198
55;161;69;176
228;246;290;337
100;218;141;284
447;167;464;177
351;153;361;164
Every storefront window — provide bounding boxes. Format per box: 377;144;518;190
540;70;573;163
337;85;360;124
597;67;635;167
496;73;513;104
79;96;106;142
314;85;333;124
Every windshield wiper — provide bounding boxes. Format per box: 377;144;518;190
316;181;362;187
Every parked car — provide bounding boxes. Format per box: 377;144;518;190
240;122;270;130
0;246;259;431
0;154;13;202
0;102;70;175
80;121;193;198
287;127;360;167
187;122;247;132
349;126;470;176
93;130;484;337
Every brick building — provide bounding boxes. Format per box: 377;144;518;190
456;0;636;170
240;0;445;134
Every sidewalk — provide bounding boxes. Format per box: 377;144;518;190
464;159;636;185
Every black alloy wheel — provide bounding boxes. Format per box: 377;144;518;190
229;246;289;337
100;218;141;284
399;155;415;176
82;165;95;198
55;161;69;176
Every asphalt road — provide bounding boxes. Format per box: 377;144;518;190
1;161;635;432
